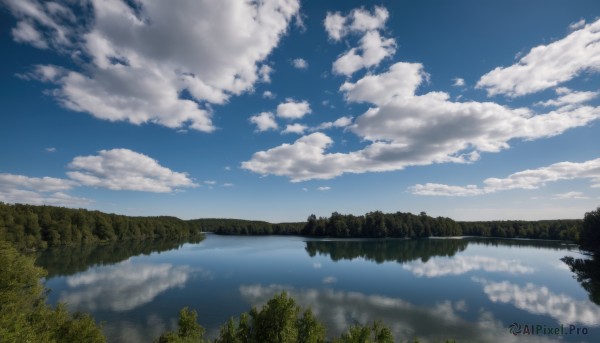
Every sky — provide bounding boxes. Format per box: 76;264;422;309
1;0;599;222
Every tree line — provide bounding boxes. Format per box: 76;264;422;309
205;210;582;242
0;202;204;250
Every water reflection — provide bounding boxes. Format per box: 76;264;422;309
305;238;468;264
473;277;600;325
305;237;573;265
239;284;555;343
36;236;204;278
562;256;600;305
403;255;534;277
60;262;208;311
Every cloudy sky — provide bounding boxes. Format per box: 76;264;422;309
1;0;599;222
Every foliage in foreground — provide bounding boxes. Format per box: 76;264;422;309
0;241;105;343
156;292;456;343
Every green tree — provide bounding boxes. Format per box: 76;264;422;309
155;307;207;343
580;207;600;256
0;241;105;342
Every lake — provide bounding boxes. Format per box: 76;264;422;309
35;234;599;342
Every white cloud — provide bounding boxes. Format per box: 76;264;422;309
0;173;76;192
282;123;307;135
291;58;308;69
222;183;234;187
224;166;231;171
324;6;389;41
477;18;600;97
536;87;599;108
315;116;353;130
3;0;75;50
204;180;216;185
349;6;389;33
323;12;346;41
243;62;600;181
262;90;276;99
452;78;465;87
332;30;396;76
250;112;278;132
0;188;91;207
325;6;394;76
569;18;586;31
409;184;485;197
317;186;331;191
410;158;600;196
552;191;589;200
67;148;197;193
7;0;300;132
276;99;311;119
45;147;56;152
11;20;48;49
0;173;88;207
259;65;273;83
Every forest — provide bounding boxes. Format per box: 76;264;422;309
0;203;584;251
204;210;582;242
0;202;203;250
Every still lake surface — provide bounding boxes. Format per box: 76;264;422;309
35;234;599;343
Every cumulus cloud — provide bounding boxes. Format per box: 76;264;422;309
569;18;586;31
317;186;331;191
477;19;600;97
243;62;600;181
0;173;89;206
276;99;312;119
291;58;308;69
536;87;599;109
259;65;273;83
315;116;353;130
6;0;300;131
332;30;396;76
474;278;600;325
0;173;75;192
323;12;346;41
67;149;197;193
452;78;465;87
410;157;600;196
282;123;307;135
262;90;276;99
324;6;389;41
45;147;56;152
326;6;395;76
250;112;278;132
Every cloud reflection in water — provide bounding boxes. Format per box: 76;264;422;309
474;277;600;326
61;261;208;311
403;255;534;277
239;284;555;343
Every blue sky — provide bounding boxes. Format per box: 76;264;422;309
1;0;599;222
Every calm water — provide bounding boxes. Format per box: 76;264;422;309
36;235;599;343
